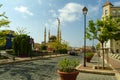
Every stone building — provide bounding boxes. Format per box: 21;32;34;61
102;1;120;53
42;18;62;52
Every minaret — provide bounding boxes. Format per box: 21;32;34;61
48;29;50;41
57;18;60;42
44;26;46;44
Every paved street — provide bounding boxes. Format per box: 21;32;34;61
0;54;117;80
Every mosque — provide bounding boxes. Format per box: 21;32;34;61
42;18;62;51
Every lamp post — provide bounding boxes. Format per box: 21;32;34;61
82;6;88;67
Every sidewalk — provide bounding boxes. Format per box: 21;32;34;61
108;56;120;72
107;56;120;80
77;53;115;74
0;54;66;65
77;53;120;80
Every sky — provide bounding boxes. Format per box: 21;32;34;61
0;0;120;47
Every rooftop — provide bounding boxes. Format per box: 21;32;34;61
103;2;113;7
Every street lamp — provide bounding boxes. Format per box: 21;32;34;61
82;6;88;67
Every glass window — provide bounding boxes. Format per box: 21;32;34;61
118;10;120;14
105;10;108;15
112;10;116;14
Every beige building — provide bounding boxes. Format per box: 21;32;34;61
102;2;120;53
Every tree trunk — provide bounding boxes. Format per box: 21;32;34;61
101;43;105;69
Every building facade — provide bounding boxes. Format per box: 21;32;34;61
102;2;120;53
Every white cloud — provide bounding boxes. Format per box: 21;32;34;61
113;1;120;6
49;2;100;29
15;6;33;16
58;3;84;22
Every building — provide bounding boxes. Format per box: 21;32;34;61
44;19;62;43
102;1;120;53
42;18;62;52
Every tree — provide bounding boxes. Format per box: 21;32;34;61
0;30;8;49
111;18;120;40
0;30;15;49
48;38;60;53
47;38;68;53
0;4;10;27
13;34;32;57
86;20;97;52
87;17;120;69
0;4;10;49
16;27;30;35
61;40;68;49
40;44;47;50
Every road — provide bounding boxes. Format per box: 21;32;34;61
0;54;116;80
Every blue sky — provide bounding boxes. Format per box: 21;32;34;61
0;0;120;47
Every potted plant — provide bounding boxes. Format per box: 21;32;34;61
57;58;79;80
86;52;94;62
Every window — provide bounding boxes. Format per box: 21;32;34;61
105;10;108;15
118;10;120;14
116;42;118;45
112;10;116;14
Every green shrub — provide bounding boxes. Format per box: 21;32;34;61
13;34;32;57
40;44;47;50
56;49;68;54
58;58;79;72
86;52;94;58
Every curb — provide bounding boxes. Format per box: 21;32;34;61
0;54;67;65
78;69;115;75
77;64;115;76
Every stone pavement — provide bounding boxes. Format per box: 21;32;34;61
0;53;118;80
77;53;120;80
0;55;116;80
